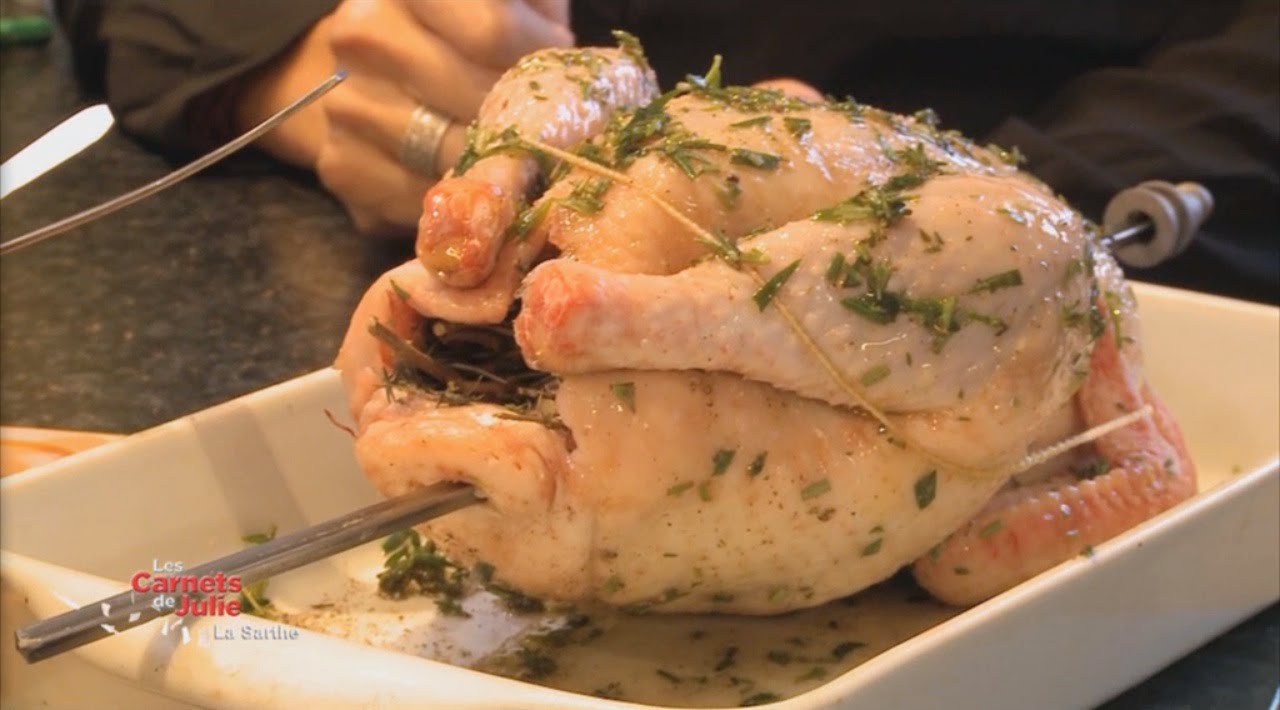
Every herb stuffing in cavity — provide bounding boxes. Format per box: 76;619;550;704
369;313;562;429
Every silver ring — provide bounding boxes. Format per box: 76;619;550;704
399;105;451;178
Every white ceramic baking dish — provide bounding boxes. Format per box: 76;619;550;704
2;282;1277;710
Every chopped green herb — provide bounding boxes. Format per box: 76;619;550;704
730;115;772;129
996;204;1032;226
918;229;945;253
668;481;695;497
507;199;552;241
730;148;782;170
801;478;832;500
953;566;970;575
861;538;883;556
516;648;557;679
914;470;938;509
753;259;802;311
454;125;522;175
768;586;790;602
239;526;278;618
717;175;743;208
610;381;636;412
813;184;912;225
561;177;613;215
1071;456;1110;479
603;575;625;595
377;529;471;616
870;524;884;534
886;142;945;182
813;507;836;521
592;681;625;700
689;54;723;90
963;310;1009;335
611;29;650;69
841;294;898;324
715;646;740;671
766;650;793;665
1104;289;1126;343
1080;544;1095;558
747;452;768;477
741;693;782;707
859;364;891;387
698;480;714;502
711;592;736;603
240;525;277;545
662;134;726;178
697;228;768;269
913;108;941;128
832;641;865;660
985;142;1026;166
825;252;846;286
969;269;1023;294
712;448;737;475
796;666;828;682
783;116;812;137
977;519;1003;538
608;94;674;166
388;280;410;301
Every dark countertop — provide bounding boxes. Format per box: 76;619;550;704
2;32;1276;710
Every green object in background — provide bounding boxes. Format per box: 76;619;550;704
0;15;52;46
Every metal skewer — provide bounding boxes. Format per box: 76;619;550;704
1097;220;1153;252
14;482;481;663
0;70;347;256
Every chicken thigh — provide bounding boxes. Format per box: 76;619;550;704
335;38;1196;613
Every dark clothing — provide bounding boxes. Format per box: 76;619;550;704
55;0;334;152
56;0;1279;302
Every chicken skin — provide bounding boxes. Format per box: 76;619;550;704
335;38;1195;613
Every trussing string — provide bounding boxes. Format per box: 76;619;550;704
1010;404;1152;475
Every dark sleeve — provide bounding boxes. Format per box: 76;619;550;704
55;0;338;157
985;1;1279;303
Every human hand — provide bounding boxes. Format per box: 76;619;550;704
238;0;572;236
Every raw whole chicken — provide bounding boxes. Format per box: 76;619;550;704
335;36;1196;613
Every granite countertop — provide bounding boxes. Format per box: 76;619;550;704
1;32;1276;710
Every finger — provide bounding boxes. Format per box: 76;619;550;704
329;0;501;120
524;0;571;26
325;76;468;178
316;123;433;234
406;0;573;69
753;78;825;103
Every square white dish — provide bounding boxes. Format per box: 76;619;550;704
2;282;1277;710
